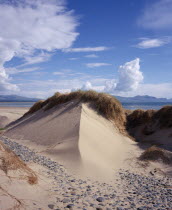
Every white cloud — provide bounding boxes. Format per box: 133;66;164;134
104;80;117;92
86;63;112;68
84;54;98;58
6;67;41;74
0;0;78;92
138;0;172;29
53;72;65;76
68;57;79;60
81;81;93;90
115;58;143;92
21;52;52;66
0;68;19;91
136;38;170;49
64;46;109;53
104;58;143;93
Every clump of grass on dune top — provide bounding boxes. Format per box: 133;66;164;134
139;146;172;165
25;90;126;132
24;100;45;116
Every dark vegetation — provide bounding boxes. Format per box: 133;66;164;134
139;146;172;165
127;106;172;133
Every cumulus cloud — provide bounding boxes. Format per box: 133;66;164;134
64;46;109;53
81;81;93;90
0;68;19;91
104;58;143;93
136;38;169;49
86;63;112;68
0;0;78;91
138;0;172;29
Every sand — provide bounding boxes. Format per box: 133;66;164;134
0;107;29;127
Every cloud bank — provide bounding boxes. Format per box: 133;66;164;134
78;58;144;94
0;0;78;92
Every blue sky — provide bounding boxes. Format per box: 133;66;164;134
0;0;172;98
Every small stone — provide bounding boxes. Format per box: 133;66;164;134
66;204;74;208
96;197;104;202
62;198;70;203
48;204;54;209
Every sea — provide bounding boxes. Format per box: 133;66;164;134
0;101;172;110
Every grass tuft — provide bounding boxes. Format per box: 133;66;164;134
127;105;172;130
139;146;172;164
126;109;155;128
153;105;172;128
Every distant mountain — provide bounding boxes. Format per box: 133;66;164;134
0;95;40;102
114;95;172;103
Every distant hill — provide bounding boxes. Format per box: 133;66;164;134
114;95;172;103
1;94;172;103
0;95;40;102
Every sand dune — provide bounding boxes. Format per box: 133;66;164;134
3;100;140;178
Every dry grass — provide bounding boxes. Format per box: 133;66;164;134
139;146;172;165
0;142;38;185
24;100;45;116
25;90;126;132
127;105;172;130
153;105;172;128
126;109;155;128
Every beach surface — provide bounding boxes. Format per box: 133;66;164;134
0;107;29;127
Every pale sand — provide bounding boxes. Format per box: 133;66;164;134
0;107;29;127
78;104;140;179
129;124;172;151
0;142;59;210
